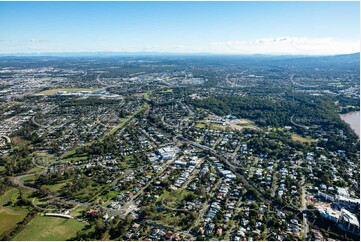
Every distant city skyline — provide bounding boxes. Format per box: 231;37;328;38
0;1;359;55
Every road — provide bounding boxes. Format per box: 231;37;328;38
1;135;11;145
290;74;319;88
31;115;46;128
290;114;310;130
11;173;38;192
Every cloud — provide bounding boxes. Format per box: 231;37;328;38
210;37;360;55
0;37;358;55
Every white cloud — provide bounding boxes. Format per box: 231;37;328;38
209;37;360;55
0;37;358;55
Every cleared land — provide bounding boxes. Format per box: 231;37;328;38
291;134;317;143
13;216;85;241
37;88;100;95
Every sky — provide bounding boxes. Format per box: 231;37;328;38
0;1;360;55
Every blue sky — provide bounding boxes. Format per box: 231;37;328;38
0;1;359;55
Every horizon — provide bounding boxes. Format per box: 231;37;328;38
0;51;360;58
0;1;360;55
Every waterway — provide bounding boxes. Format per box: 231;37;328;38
340;111;360;136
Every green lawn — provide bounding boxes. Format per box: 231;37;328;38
161;189;198;207
0;210;27;235
42;182;67;192
0;189;18;206
0;189;29;235
69;206;87;217
143;92;151;101
63;155;88;162
27;166;44;174
291;134;317;143
195;123;206;129
14;216;85;241
19;174;36;183
101;190;119;200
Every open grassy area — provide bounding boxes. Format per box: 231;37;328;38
101;190;119;201
0;189;29;235
62;155;88;162
208;123;227;131
0;189;18;206
27;166;44;174
149;189;199;230
0;210;28;235
195;123;206;129
143;90;154;102
69;206;87;217
143;92;151;101
19;174;36;183
160;189;198;207
37;88;100;95
291;134;317;143
14;216;85;241
160;89;173;93
42;182;67;193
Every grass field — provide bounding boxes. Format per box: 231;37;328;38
160;89;173;93
143;92;151;101
0;189;18;206
195;123;206;129
101;190;119;201
62;155;88;162
291;134;317;143
42;182;67;192
159;189;197;207
0;210;27;235
69;206;87;217
19;174;36;183
14;216;85;241
0;189;29;235
37;88;100;95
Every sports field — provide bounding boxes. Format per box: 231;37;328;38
14;216;85;241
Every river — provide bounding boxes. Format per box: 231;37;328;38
340;111;360;136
